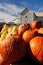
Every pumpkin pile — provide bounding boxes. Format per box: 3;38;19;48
0;36;26;65
0;20;43;65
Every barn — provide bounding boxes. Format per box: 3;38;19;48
17;8;43;24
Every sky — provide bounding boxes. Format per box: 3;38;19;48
0;0;43;22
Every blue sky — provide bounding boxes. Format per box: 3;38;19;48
0;0;43;22
0;0;43;11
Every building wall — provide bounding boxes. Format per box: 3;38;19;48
20;11;36;24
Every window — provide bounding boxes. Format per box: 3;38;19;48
26;16;27;18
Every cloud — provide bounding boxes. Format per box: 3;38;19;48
0;11;17;23
0;3;24;22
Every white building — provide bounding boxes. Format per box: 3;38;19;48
17;8;43;24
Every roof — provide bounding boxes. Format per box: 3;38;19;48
20;8;29;15
20;8;43;17
35;12;43;17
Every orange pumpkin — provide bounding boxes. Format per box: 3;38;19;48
25;23;31;30
38;28;43;34
18;24;26;36
29;36;43;64
22;30;38;43
18;24;31;36
0;36;26;65
32;29;38;32
31;20;42;30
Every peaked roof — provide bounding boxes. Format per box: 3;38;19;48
35;12;43;17
20;8;29;15
20;8;43;17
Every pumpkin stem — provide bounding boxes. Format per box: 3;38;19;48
38;33;43;37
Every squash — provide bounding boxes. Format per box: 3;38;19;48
38;28;43;34
31;20;42;30
1;24;9;34
6;27;12;38
22;30;38;43
18;23;31;36
25;23;31;30
12;26;18;35
0;36;26;65
18;24;26;36
29;36;43;64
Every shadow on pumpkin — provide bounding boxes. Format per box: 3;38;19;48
28;42;42;65
11;44;41;65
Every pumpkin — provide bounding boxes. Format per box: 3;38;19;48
0;36;26;65
31;20;42;30
29;36;43;64
25;23;31;30
18;23;31;36
32;29;38;32
22;30;38;43
18;24;26;36
38;28;43;34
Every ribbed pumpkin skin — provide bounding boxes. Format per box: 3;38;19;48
0;36;26;65
31;20;42;30
18;24;31;36
22;30;38;43
22;30;34;43
38;28;43;34
29;36;43;64
18;24;26;36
